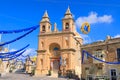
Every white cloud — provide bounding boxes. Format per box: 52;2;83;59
22;48;37;57
10;49;16;52
113;34;120;38
75;12;113;27
9;48;37;60
80;34;92;44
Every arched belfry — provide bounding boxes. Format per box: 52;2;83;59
35;7;83;78
62;7;75;32
40;11;51;33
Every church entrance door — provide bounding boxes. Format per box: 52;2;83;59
53;60;59;73
50;58;60;73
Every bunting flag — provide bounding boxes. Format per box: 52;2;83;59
2;50;26;61
21;55;28;58
0;25;38;46
82;50;120;64
0;25;39;61
8;50;26;60
0;25;39;34
0;44;30;58
16;58;24;61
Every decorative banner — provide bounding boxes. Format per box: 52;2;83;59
0;44;29;58
0;25;39;61
0;25;39;34
81;22;90;34
8;50;26;60
21;55;28;58
16;58;24;61
82;50;120;64
2;50;26;61
0;26;38;46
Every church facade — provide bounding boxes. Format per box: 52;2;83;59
35;7;83;77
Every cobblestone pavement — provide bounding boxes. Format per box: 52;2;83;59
0;73;75;80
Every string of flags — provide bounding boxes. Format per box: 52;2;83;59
0;25;39;61
0;25;39;34
3;50;26;61
82;50;120;64
0;44;30;58
0;25;39;46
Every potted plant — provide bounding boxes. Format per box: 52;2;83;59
48;70;51;76
58;70;62;77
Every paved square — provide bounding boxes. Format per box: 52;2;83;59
0;73;74;80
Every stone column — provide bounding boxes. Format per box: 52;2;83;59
68;53;72;69
35;53;41;76
42;54;48;74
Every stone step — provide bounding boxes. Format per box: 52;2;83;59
51;73;58;77
0;73;6;77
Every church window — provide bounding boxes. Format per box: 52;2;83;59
117;48;120;61
66;40;69;46
54;47;59;51
98;67;102;70
65;37;69;46
41;42;44;48
40;59;43;68
66;58;68;64
65;23;69;29
49;26;50;29
93;50;105;63
85;67;89;70
42;25;45;31
53;47;59;56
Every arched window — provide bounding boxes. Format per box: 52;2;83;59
66;40;69;47
65;37;69;47
49;26;50;29
41;42;44;48
54;47;59;51
53;47;59;56
42;25;45;31
40;59;43;68
65;23;69;29
93;50;105;63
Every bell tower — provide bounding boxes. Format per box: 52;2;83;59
40;11;51;33
62;7;75;32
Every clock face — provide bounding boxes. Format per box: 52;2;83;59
81;22;90;34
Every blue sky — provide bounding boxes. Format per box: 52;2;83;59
0;0;120;56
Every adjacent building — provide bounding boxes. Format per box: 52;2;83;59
81;36;120;80
0;46;10;75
